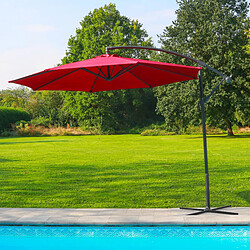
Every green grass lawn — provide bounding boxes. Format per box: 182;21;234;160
0;134;249;208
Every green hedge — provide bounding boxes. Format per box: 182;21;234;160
0;107;30;131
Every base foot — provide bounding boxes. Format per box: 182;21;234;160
180;205;238;215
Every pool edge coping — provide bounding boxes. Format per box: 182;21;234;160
0;207;249;226
0;223;249;227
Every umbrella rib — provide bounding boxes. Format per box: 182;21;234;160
108;65;128;79
90;68;103;92
119;65;151;88
9;70;51;83
33;67;107;90
80;68;107;80
110;64;138;80
97;66;107;78
89;76;99;92
110;65;116;78
35;69;81;90
140;63;197;79
128;72;152;88
107;66;111;79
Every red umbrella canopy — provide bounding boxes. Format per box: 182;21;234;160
9;54;201;92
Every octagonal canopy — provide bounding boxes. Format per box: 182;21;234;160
9;54;201;92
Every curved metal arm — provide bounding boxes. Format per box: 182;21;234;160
106;46;232;82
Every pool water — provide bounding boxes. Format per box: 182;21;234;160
0;226;249;250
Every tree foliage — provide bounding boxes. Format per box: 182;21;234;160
0;88;72;127
155;0;250;135
0;88;32;109
26;91;70;126
246;28;250;54
61;3;159;131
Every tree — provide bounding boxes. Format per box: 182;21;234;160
26;91;71;126
156;0;250;135
246;28;250;54
0;88;72;126
0;87;32;109
61;3;159;131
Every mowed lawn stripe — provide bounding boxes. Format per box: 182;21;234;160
0;134;249;208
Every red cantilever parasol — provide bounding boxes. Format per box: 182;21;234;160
9;54;201;91
9;46;237;216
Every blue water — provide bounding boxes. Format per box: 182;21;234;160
0;226;249;250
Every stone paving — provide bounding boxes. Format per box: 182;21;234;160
0;207;249;225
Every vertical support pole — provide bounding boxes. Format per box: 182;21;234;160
199;70;211;210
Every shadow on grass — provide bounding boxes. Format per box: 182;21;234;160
2;160;205;191
1;159;245;208
0;158;18;163
186;134;250;139
237;190;250;204
209;134;250;139
0;140;69;145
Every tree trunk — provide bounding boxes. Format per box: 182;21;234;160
225;119;234;136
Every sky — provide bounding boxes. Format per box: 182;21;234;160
0;0;180;90
1;0;249;90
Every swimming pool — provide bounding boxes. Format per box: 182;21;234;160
0;225;249;250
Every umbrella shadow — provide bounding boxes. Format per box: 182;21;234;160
1;160;246;208
0;158;18;163
208;134;250;139
0;140;69;145
42;160;205;188
186;134;250;139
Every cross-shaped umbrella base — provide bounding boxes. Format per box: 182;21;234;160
180;205;238;215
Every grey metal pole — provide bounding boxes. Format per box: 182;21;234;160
106;46;232;81
199;70;211;210
106;45;237;215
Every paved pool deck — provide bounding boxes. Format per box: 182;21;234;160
0;207;249;226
